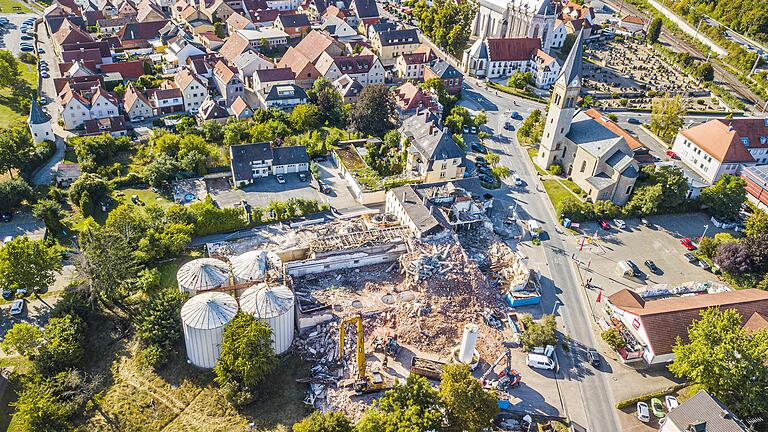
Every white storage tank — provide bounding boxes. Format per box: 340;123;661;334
230;250;282;284
177;258;230;294
240;283;295;355
181;291;238;369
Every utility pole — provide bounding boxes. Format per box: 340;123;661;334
749;54;761;76
700;224;709;241
618;0;626;16
693;18;703;42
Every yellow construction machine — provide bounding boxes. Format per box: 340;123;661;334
338;314;390;394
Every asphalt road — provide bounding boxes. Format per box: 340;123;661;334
460;80;621;431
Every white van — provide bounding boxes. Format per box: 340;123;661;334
527;353;555;370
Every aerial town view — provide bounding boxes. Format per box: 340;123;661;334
1;0;768;429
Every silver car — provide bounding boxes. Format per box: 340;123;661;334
10;299;24;316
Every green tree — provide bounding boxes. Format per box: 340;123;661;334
492;165;511;180
651;165;689;210
32;198;64;233
69;172;110;205
214;21;226;38
507;71;533;89
517;109;544;144
0;236;61;295
698;236;720;259
79;191;94;216
12;374;77;432
290;104;323;131
669;308;768;417
0;50;22;89
439;363;499;432
600;328;625;349
136;287;186;367
414;0;477;56
649;96;686;143
695;62;715;81
308;77;345;127
624;183;663;216
519;314;557;351
35;314;87;374
0;177;33;211
474;110;488;126
356;374;444;432
292;411;353;432
0;323;42;357
647;17;662;44
0;125;35;178
214;312;277;405
143;153;179;187
700;174;747;220
745;208;768;237
349;84;397;136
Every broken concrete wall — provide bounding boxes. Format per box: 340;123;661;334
284;243;408;277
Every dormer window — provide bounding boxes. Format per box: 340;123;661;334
741;137;750;147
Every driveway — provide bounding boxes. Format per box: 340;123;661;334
0;211;46;241
212;172;324;209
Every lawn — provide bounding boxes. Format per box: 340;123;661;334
0;62;37;128
0;0;31;13
156;252;202;290
115;187;173;209
561;178;582;195
526;147;548;176
542;179;573;211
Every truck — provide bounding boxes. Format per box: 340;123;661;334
409;357;447;380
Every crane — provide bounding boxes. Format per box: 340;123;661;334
338;314;389;394
480;348;521;390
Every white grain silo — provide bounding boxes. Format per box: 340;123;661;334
177;258;230;294
240;283;295;355
230;250;282;284
181;291;238;369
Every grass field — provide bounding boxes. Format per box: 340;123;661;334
115;187;173;209
0;63;37;128
0;0;31;13
526;147;548;176
561;178;582;195
542;179;573;211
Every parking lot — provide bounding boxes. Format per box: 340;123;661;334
212;161;358;211
0;13;38;56
0;211;46;242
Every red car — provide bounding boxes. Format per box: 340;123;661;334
680;237;696;250
599;219;610;230
666;150;678;159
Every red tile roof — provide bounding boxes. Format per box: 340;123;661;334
681;119;758;163
99;60;146;79
487;38;540;62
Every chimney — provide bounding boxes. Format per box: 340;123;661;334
415;106;421;116
719;410;731;419
429;123;434;135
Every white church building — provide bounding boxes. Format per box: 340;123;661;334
536;31;639;205
471;0;557;52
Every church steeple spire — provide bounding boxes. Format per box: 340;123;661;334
535;30;584;170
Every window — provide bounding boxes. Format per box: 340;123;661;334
741;137;750;147
440;171;446;178
579;160;586;173
625;185;632;195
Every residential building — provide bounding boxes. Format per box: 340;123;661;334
258;83;308;109
462;37;561;88
99;61;146;81
549;19;567;49
402;111;465;183
53;163;81;187
349;0;379;26
84;116;128;136
618;15;645;34
660;390;749;432
59;85;120;130
536;31;639;205
213;60;245;105
393;82;437;115
314;52;385;85
606;288;768;364
274;13;311;38
229;142;309;187
253;67;295;95
671;118;768;185
332;74;363;103
370;28;420;66
742;165;768;210
147;82;185;114
163;39;206;73
123;84;154;120
234;51;276;89
236;27;290;48
118;20;170;49
394;44;437;80
28;97;54;144
174;67;208;112
226;11;255;33
229;96;253;119
197;96;230;123
471;0;556;52
424;60;463;95
319;16;359;41
197;31;224;50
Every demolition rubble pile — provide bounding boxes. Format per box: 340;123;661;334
395;239;503;358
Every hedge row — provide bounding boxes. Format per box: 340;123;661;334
615;383;688;409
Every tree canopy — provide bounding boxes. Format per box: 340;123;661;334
439;364;499;432
356;374;444;432
701;174;747;220
0;236;62;295
649;96;685;143
349;84;397;137
413;0;477;56
292;411;353;432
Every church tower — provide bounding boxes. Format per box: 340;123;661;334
537;30;584;169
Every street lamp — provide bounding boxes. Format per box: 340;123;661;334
700;224;709;241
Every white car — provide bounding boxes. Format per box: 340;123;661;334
10;299;24;316
665;395;679;411
133;116;145;122
637;401;650;423
276;174;286;184
613;219;626;229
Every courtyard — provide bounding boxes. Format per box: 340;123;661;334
582;37;723;111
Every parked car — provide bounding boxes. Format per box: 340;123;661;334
40;71;49;78
626;260;641;277
641;217;651;227
666;150;678;159
20;34;33;40
132;116;145;122
513;175;523;187
599;219;610;230
586;348;600;366
276;174;286;184
504;122;515;131
637;402;650;422
680;237;696;250
477;166;492;176
37;47;44;54
1;211;12;222
511;111;520;119
39;96;47;104
698;259;711;271
644;260;661;274
471;143;487;153
526;353;555;370
613;218;626;229
665;395;679;411
470;126;477;134
475;155;486;164
462;125;469;133
479;173;495;184
298;172;308;182
10;299;24;316
20;46;33;52
627;117;641;125
651;398;665;418
683;252;698;263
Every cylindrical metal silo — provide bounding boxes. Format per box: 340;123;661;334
459;323;479;364
230;250;282;285
181;291;238;369
177;258;230;294
240;283;295;355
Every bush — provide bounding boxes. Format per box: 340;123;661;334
519;314;557;351
110;172;145;188
601;328;625;350
186;196;248;235
19;52;37;64
548;164;563;176
615;384;688;409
